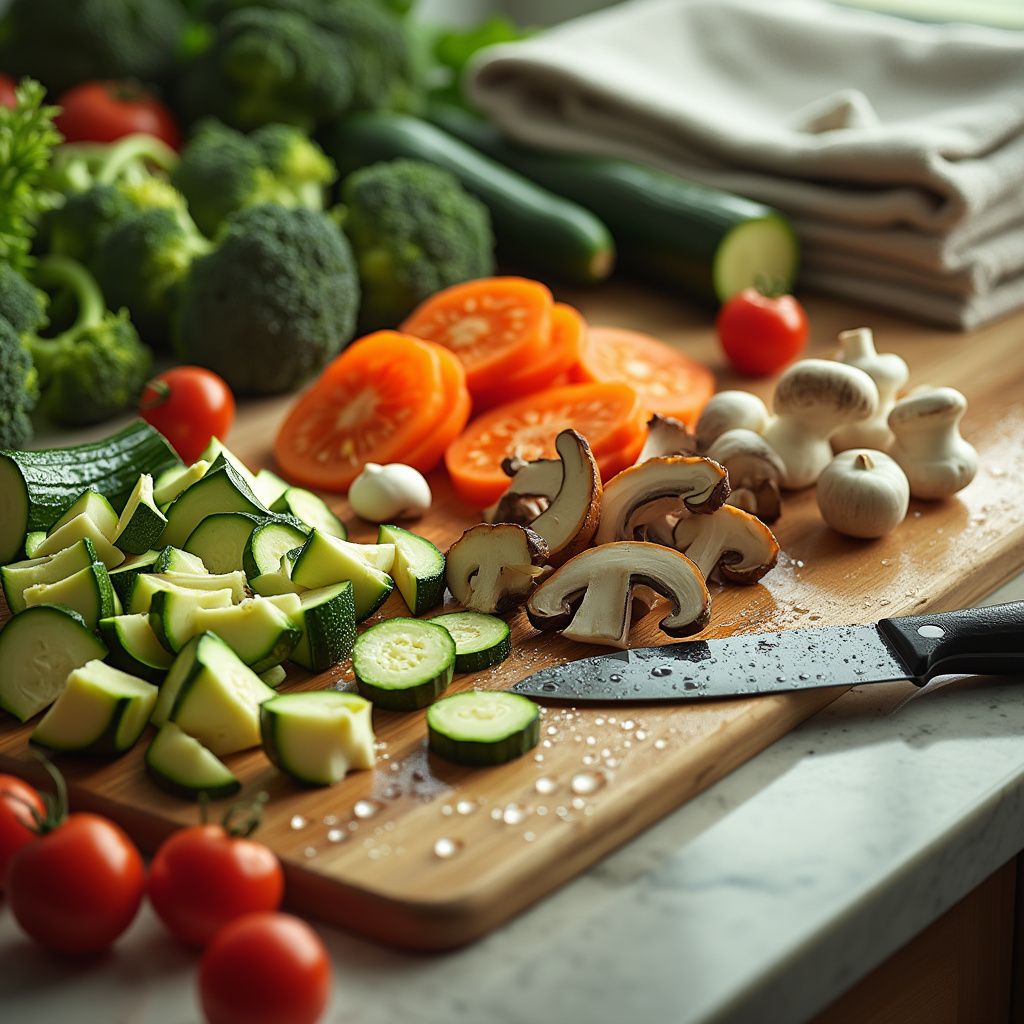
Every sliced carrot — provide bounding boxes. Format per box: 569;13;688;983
275;331;446;491
402;343;472;475
401;277;553;395
572;326;716;427
472;303;586;410
445;382;646;507
596;431;647;480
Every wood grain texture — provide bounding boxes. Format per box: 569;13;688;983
1;283;1023;950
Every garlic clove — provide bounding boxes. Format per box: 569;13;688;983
348;463;432;523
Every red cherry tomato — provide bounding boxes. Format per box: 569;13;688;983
0;74;18;110
716;288;809;377
148;824;284;948
54;80;181;150
8;811;145;953
0;774;44;892
199;913;332;1024
140;366;236;464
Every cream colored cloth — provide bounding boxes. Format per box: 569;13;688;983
467;0;1024;328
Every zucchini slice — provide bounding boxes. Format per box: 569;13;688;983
49;488;119;540
290;530;394;621
99;612;174;681
108;550;160;602
126;571;246;613
378;524;445;615
352;618;454;710
197;438;261;493
152;632;277;755
23;561;117;629
252;468;290;508
286;582;357;673
191;596;302;673
33;513;123;568
426;691;540;766
261;690;375;786
31;659;158;756
270;487;347;540
149;586;236;653
0;420;180;564
430;612;512;673
153;460;211;509
23;531;46;558
145;722;241;800
249;567;303;597
1;537;100;614
0;605;108;721
112;473;168;554
242;520;309;579
153;545;208;575
162;463;269;548
259;664;287;688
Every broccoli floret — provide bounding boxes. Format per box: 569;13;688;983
171;120;336;237
93;207;212;352
0;265;42;448
28;257;152;427
176;204;359;394
178;7;353;133
341;159;494;329
0;262;47;336
45;134;180;196
0;0;188;96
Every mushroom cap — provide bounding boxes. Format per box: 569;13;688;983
526;541;711;648
445;523;548;615
837;328;909;392
594;456;729;545
705;428;785;523
696;391;771;451
772;359;878;428
672;505;780;584
634;414;698;465
888;386;967;431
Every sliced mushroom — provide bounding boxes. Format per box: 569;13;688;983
483;430;601;564
526;541;711;648
705;429;786;524
446;523;548;614
594;456;729;545
672;506;780;584
695;391;770;451
633;414;698;464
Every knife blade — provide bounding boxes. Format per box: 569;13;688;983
510;601;1024;704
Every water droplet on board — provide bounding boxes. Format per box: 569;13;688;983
654;738;668;750
570;771;607;796
326;829;346;843
534;776;558;795
523;831;537;843
290;815;307;830
502;802;527;825
433;837;463;860
455;799;476;816
303;846;317;859
353;799;381;820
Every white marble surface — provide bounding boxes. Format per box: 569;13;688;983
2;576;1023;1024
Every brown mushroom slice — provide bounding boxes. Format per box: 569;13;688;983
633;414;698;465
671;505;779;585
526;541;711;648
484;454;562;524
446;524;549;614
594;456;729;545
705;429;786;524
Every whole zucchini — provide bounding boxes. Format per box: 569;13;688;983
323;112;615;286
430;105;800;306
0;420;181;563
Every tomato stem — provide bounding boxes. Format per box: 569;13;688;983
221;791;269;839
139;379;172;413
23;752;69;835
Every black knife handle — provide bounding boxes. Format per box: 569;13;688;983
878;601;1024;684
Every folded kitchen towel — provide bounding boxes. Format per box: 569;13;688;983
467;0;1024;327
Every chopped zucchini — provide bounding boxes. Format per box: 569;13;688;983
378;524;445;615
152;632;276;755
259;664;287;688
0;605;107;721
430;611;512;673
23;531;46;558
242;520;309;579
99;613;174;681
145;722;241;800
126;571;246;613
1;538;100;614
33;513;124;568
284;582;356;672
49;488;118;540
23;561;116;629
352;617;454;710
31;659;158;755
290;530;394;620
184;511;306;574
153;545;208;575
149;586;236;653
191;596;302;672
252;468;290;507
162;463;269;548
427;691;540;766
261;690;375;785
112;473;168;554
249;567;303;597
108;550;160;602
198;437;261;493
153;460;210;508
271;487;347;540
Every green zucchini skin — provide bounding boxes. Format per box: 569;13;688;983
429;105;800;305
324;112;615;286
0;421;181;563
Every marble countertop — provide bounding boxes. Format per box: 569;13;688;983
2;576;1022;1024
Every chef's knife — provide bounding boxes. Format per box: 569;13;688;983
511;602;1024;704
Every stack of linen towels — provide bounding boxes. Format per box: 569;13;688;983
467;0;1024;328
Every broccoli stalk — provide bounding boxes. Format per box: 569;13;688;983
47;133;180;196
28;257;152;427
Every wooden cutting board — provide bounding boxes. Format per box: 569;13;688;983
2;283;1022;951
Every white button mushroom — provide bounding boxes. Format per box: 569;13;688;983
705;428;786;523
695;391;770;452
348;463;432;522
760;359;879;490
830;328;909;453
816;449;910;539
888;387;978;500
